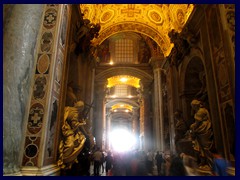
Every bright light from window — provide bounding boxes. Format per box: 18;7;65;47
111;95;117;98
120;77;128;82
109;129;136;152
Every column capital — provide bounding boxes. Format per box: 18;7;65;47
149;55;165;69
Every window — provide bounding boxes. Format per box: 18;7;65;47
114;84;128;97
115;39;134;64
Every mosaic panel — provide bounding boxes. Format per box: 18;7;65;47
36;54;51;74
40;32;53;53
33;75;47;99
22;136;40;166
43;8;58;29
27;103;44;134
22;4;61;168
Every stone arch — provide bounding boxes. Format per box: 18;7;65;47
95;66;153;83
92;22;170;57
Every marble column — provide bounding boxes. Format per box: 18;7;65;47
132;107;139;138
94;84;105;149
139;98;145;150
142;87;151;151
150;56;165;152
106;111;112;150
19;4;68;175
102;99;107;150
138;87;152;151
3;4;44;175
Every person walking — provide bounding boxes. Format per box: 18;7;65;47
212;149;230;176
105;151;113;176
93;147;102;176
146;150;154;175
155;151;165;176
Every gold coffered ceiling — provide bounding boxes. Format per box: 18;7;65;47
80;4;194;57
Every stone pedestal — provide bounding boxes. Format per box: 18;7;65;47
176;139;195;157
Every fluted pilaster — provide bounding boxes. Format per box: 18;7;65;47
150;56;165;152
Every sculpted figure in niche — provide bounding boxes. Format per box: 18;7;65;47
189;99;213;171
75;19;101;54
58;83;95;169
58;100;86;169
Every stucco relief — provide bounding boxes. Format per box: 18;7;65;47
100;9;114;24
176;9;185;26
147;9;163;25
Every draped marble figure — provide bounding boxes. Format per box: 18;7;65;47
58;101;86;169
190;99;213;170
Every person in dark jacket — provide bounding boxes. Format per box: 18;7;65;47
169;154;186;176
155;151;165;176
105;151;113;175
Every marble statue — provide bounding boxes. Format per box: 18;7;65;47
57;101;86;169
189;99;213;171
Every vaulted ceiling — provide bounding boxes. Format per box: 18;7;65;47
81;4;195;128
80;4;194;57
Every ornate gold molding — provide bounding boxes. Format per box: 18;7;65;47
79;4;194;57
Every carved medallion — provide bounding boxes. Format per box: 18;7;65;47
148;10;163;25
100;9;114;24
